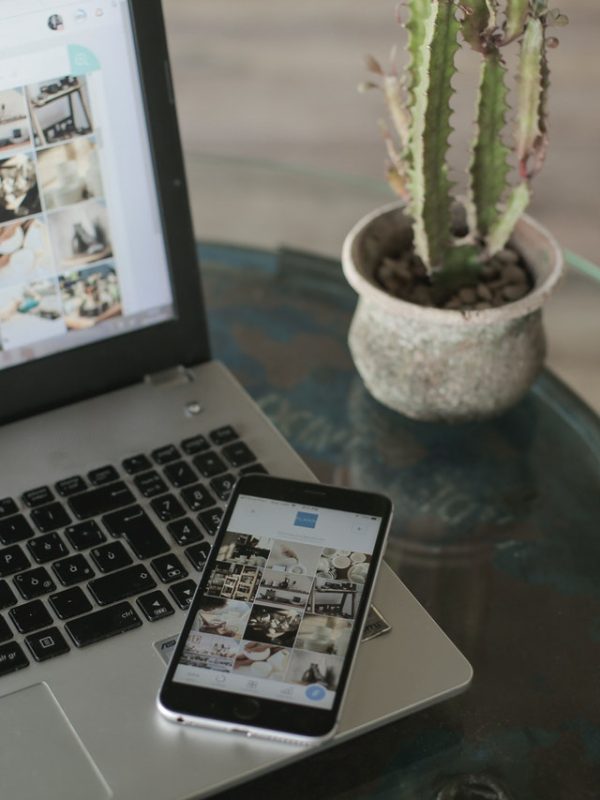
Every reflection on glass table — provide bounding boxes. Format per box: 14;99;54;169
199;240;600;800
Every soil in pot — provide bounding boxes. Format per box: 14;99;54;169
376;246;534;312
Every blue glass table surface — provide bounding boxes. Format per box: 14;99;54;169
198;242;600;800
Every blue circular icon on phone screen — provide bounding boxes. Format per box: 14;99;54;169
305;684;326;701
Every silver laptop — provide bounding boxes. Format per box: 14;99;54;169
0;1;472;798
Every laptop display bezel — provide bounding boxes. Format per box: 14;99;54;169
0;0;210;425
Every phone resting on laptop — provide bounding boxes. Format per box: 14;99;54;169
159;475;393;745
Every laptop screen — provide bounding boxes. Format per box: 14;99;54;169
0;0;175;372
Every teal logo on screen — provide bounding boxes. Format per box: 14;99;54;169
294;511;318;528
69;44;101;75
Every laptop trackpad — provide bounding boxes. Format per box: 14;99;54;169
0;683;112;799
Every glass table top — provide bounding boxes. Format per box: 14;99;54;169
197;239;600;800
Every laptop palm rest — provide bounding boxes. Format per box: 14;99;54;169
0;683;112;800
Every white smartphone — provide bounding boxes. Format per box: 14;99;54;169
157;475;392;745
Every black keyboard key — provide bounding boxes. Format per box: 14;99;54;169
151;554;188;584
23;486;54;508
198;507;223;536
53;554;94;586
193;451;227;478
88;465;120;486
10;600;53;634
30;502;71;534
103;506;169;560
181;434;210;455
0;514;34;546
163;461;197;489
222;441;257;468
14;567;56;600
0;545;29;578
88;565;156;606
137;590;175;622
184;542;211;571
0;498;18;518
152;444;180;465
66;602;142;647
210;474;236;501
0;641;29;675
25;627;70;662
49;586;93;620
28;532;69;564
240;463;268;475
69;482;135;520
55;476;87;497
150;494;185;523
90;542;133;573
210;425;239;446
65;520;106;551
0;580;17;610
169;579;197;609
122;454;152;475
181;484;215;513
0;616;12;643
133;470;168;498
167;518;203;546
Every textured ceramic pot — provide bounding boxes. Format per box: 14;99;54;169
342;202;563;422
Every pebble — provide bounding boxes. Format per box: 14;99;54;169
379;262;396;283
444;298;462;310
474;302;491;310
392;278;409;296
502;284;529;301
481;264;499;281
501;264;528;285
380;258;411;284
476;283;492;301
411;285;433;306
458;287;477;304
452;223;470;238
496;248;519;264
411;259;428;278
396;262;412;282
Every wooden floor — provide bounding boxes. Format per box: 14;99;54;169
162;0;600;412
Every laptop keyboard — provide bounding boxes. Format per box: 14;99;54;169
0;425;267;676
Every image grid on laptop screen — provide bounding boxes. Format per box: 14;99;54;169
0;0;175;372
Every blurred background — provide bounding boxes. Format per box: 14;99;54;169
162;0;599;410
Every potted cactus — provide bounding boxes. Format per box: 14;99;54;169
341;0;567;421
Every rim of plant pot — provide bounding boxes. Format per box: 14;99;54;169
342;201;563;325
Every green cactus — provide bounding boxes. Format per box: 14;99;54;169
364;0;566;280
468;50;510;239
409;0;460;269
406;0;433;106
505;0;529;42
460;0;492;51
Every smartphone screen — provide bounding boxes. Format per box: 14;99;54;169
159;476;392;741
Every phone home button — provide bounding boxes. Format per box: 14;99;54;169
233;698;261;721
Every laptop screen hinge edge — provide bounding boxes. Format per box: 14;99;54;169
144;365;194;388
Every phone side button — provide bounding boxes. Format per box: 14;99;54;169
233;698;261;721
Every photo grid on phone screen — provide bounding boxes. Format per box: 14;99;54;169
0;75;122;353
179;530;372;694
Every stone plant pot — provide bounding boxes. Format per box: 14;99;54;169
341;202;563;422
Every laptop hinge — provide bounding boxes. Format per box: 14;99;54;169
144;365;194;388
